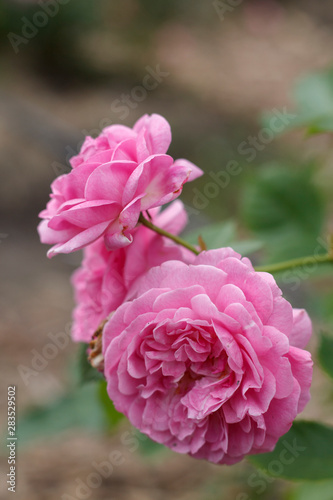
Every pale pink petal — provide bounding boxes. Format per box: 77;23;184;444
287;345;313;411
47;221;110;257
84;161;137;202
173;158;203;181
289;309;312;348
50;201;120;229
134;113;172;161
154;200;188;235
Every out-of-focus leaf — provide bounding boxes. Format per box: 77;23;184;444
231;240;264;256
18;384;107;445
77;342;104;385
322;293;333;325
249;421;333;480
261;67;333;135
98;380;124;429
135;431;166;456
185;220;236;249
185;220;263;256
241;165;325;263
290;481;333;500
318;332;333;381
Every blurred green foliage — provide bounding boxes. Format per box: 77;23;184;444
0;1;103;82
240;164;325;263
318;333;333;381
76;342;104;385
185;219;264;255
0;0;208;83
135;430;166;456
16;379;124;446
290;480;333;500
262;67;333;135
16;346;124;446
17;382;109;445
249;421;333;481
98;380;125;429
0;1;99;41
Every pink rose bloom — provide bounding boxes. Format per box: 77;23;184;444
38;114;202;257
72;201;195;343
103;248;313;464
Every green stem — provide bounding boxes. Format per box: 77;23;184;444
139;214;200;256
255;253;333;274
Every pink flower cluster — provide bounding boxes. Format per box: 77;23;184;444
38;114;313;465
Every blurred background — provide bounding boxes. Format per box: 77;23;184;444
1;0;333;498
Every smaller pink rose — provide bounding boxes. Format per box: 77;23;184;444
38;114;202;256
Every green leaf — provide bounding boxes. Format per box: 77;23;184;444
290;481;333;500
135;431;166;456
185;220;263;256
98;380;124;429
261;67;333;135
318;332;333;380
249;421;333;481
76;342;104;385
231;240;264;256
322;293;333;325
185;220;236;249
291;68;333;134
18;384;108;445
241;165;324;262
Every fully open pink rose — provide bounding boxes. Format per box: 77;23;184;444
103;248;313;464
38;114;202;257
71;201;195;343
